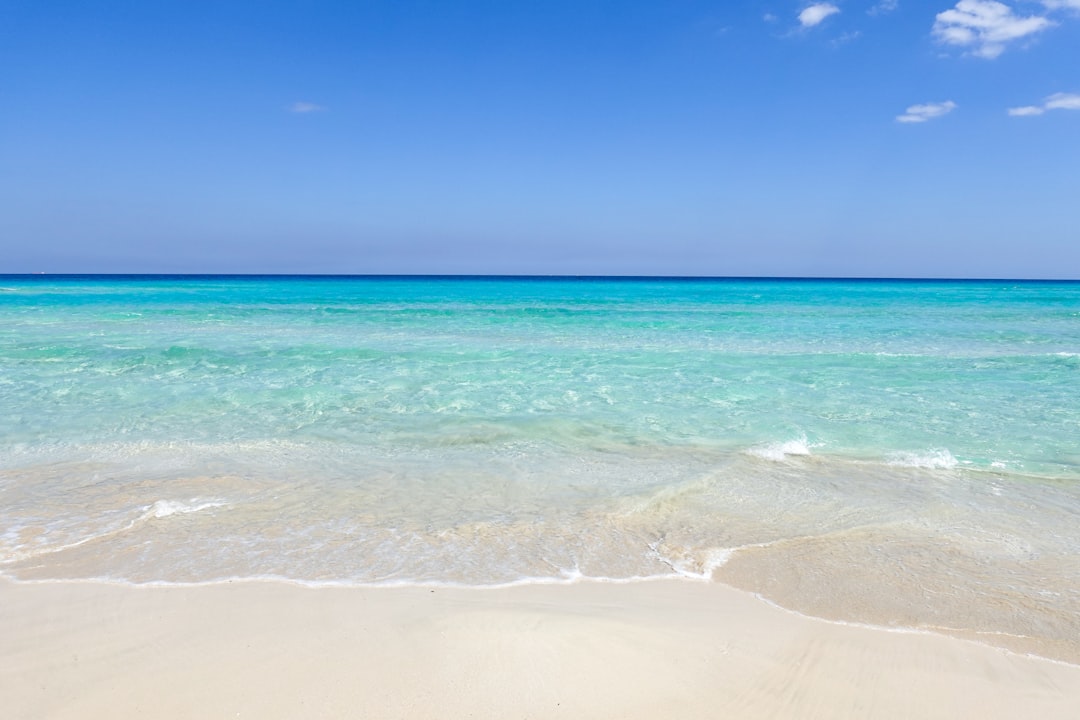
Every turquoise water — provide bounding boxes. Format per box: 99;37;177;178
2;276;1079;656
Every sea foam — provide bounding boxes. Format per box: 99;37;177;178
746;436;814;462
145;499;227;519
886;449;959;470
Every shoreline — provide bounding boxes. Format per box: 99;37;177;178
6;568;1077;666
4;577;1079;719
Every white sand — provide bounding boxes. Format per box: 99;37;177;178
2;578;1078;719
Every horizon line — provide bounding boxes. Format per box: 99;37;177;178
1;273;1078;283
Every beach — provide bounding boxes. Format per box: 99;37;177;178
2;276;1079;716
5;577;1080;720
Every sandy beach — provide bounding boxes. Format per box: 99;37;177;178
3;577;1078;720
4;278;1080;719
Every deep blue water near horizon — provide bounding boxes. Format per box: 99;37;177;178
2;275;1078;658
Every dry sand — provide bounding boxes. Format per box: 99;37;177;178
2;577;1078;719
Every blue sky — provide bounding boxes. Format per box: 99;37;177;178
2;1;1078;277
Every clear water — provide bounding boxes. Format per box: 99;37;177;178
2;276;1078;658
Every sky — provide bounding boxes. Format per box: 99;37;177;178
1;0;1078;277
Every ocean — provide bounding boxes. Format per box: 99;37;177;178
1;276;1078;657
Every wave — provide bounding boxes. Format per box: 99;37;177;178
0;537;764;590
146;499;227;519
648;543;734;581
0;565;726;591
1;498;228;564
886;449;959;470
745;435;815;462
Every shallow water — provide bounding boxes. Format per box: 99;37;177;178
2;276;1078;658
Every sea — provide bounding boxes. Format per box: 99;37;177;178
1;276;1078;659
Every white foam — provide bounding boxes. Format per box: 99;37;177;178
647;541;736;581
670;548;735;580
0;566;741;592
886;449;959;470
1;517;142;564
145;499;227;519
746;435;814;462
0;499;228;565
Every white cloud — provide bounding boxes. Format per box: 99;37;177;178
897;100;957;123
1009;92;1080;115
764;12;779;22
869;0;900;15
932;0;1053;59
1008;105;1045;116
832;30;863;46
799;3;841;27
1045;92;1080;110
1042;0;1080;10
290;102;326;113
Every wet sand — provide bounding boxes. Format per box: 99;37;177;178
3;578;1079;719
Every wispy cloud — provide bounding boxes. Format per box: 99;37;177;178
1007;105;1045;116
832;30;863;46
1047;92;1080;109
1042;0;1080;10
869;0;900;15
897;100;957;123
932;1;1053;59
289;102;327;114
799;3;841;28
1008;92;1080;116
